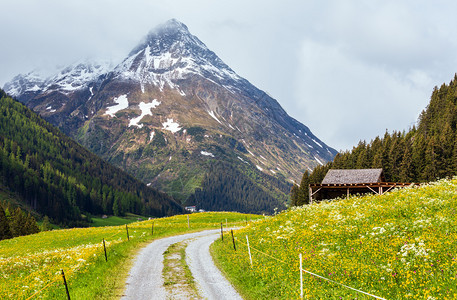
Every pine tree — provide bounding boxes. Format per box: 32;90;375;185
10;207;26;237
25;213;40;234
41;215;52;231
290;184;300;206
0;204;12;240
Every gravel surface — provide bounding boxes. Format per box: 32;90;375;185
122;229;242;299
186;232;243;300
122;229;220;299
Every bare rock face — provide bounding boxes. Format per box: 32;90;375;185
4;19;337;213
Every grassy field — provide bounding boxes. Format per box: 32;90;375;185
0;211;260;299
212;178;457;299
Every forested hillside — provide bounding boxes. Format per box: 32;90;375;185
291;74;457;205
186;162;288;214
0;89;183;225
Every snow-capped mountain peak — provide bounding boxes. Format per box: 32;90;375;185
45;61;111;93
114;19;242;92
4;60;111;97
3;71;47;97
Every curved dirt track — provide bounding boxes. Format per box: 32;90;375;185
186;232;243;300
122;229;241;299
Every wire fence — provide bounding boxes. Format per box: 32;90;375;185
235;234;387;300
8;215;249;299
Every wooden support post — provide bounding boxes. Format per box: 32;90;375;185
220;223;224;241
126;224;129;241
246;235;253;267
231;230;236;251
151;222;154;236
187;215;190;228
309;186;313;204
347;187;350;198
300;253;303;299
103;238;107;262
61;269;71;300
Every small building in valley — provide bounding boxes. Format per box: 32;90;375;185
185;206;196;213
309;168;414;202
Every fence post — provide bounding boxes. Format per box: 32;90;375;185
103;238;107;262
126;224;129;241
61;269;71;300
246;235;252;267
220;223;224;241
226;218;228;229
231;230;236;251
151;222;154;236
187;215;190;228
300;253;303;299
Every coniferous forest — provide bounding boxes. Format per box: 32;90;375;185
0;89;183;227
187;161;288;214
291;74;457;206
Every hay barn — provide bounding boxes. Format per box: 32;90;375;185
309;168;414;202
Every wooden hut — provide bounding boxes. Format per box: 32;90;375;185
309;168;414;203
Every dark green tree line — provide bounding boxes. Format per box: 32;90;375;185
0;202;39;240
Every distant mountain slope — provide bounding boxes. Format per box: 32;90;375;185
0;89;182;225
291;74;457;206
4;19;337;213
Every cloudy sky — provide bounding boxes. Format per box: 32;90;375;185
2;0;457;151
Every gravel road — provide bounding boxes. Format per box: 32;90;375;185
122;229;242;299
186;232;243;300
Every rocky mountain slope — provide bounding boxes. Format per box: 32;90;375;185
4;19;337;213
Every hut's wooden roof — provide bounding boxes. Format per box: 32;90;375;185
321;169;384;184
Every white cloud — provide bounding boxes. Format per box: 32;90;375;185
295;39;431;151
2;0;457;152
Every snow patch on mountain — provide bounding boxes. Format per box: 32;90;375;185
237;156;249;164
106;95;129;117
314;156;324;166
27;85;41;92
208;110;222;124
162;118;181;133
129;99;161;128
46;106;56;113
200;151;215;157
312;138;323;148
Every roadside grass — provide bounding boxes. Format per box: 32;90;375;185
212;178;457;299
0;211;260;299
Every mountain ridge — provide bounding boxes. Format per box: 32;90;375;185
4;19;337;213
